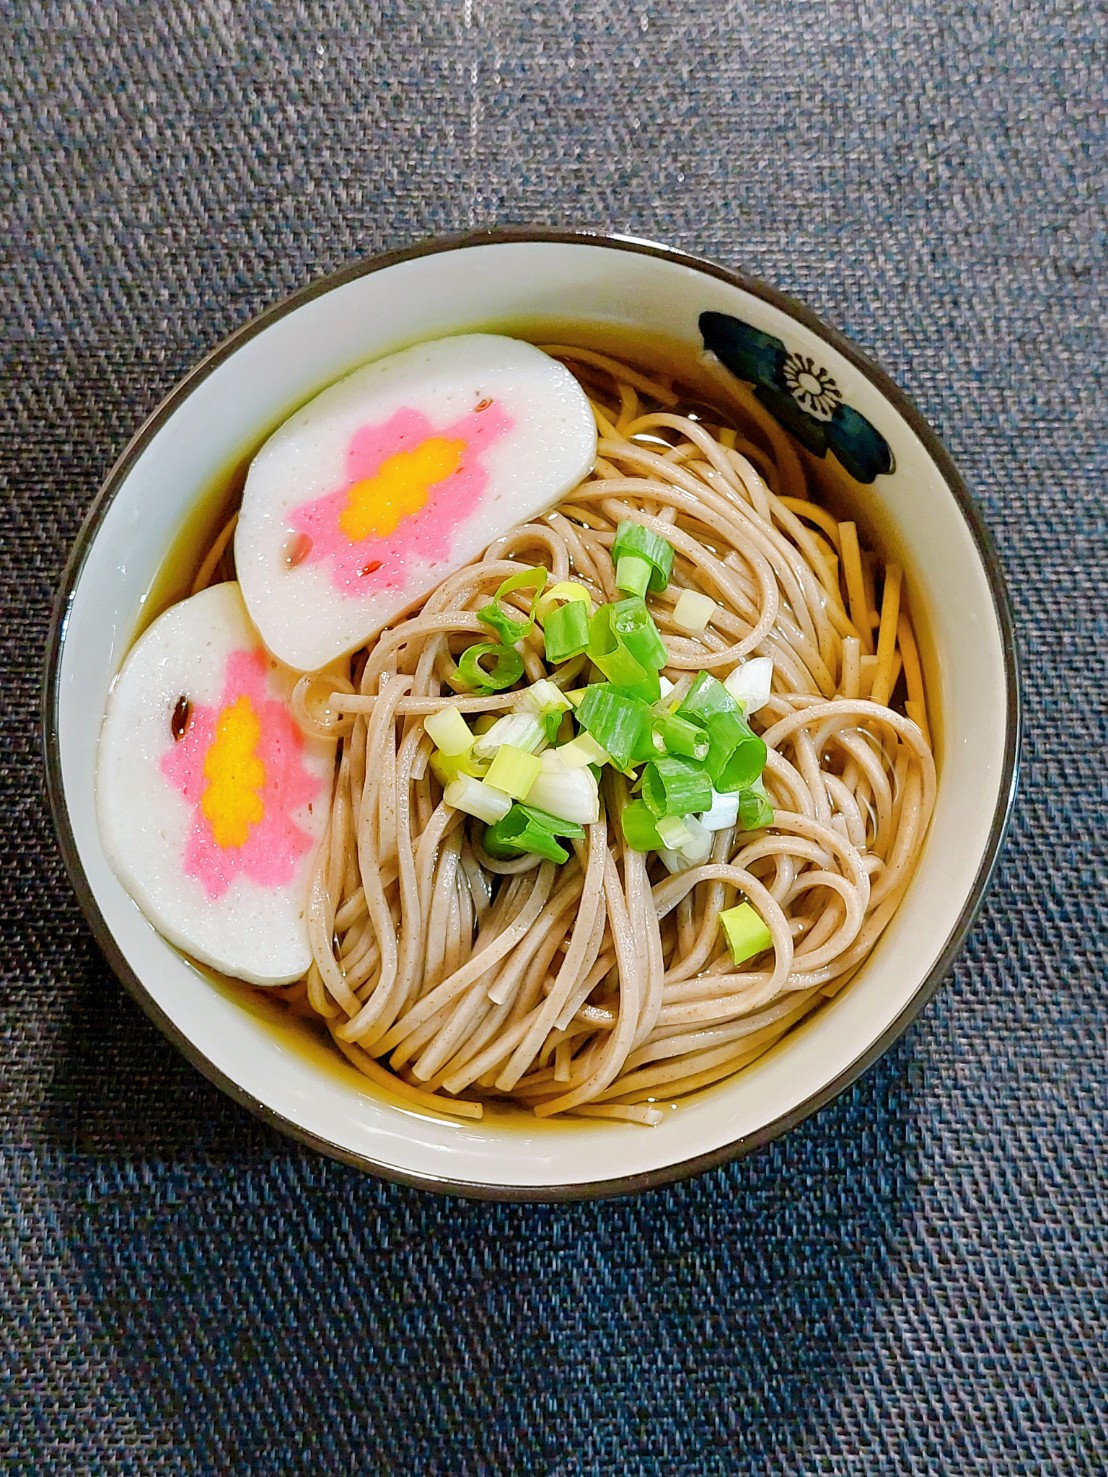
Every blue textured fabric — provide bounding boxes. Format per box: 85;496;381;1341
2;1;1105;1472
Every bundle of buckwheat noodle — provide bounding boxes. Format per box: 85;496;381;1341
201;344;935;1127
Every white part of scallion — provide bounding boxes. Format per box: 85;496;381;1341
724;656;773;714
677;814;712;864
698;790;740;832
471;712;547;761
672;588;717;632
655;814;694;850
556;732;611;769
443;776;513;825
518;678;573;715
423;704;473;756
524;749;600;825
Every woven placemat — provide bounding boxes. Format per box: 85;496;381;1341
2;2;1104;1472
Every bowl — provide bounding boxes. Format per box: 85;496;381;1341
44;228;1020;1199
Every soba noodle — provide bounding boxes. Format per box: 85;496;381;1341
200;346;935;1127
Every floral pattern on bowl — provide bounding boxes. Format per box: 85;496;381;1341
699;311;895;483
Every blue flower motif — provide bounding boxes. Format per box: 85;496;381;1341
699;312;895;484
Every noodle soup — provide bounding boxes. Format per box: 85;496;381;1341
124;324;935;1127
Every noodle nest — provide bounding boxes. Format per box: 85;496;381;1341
206;347;935;1128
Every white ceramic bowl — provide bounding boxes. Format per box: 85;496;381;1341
45;229;1019;1198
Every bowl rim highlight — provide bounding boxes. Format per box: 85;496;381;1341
43;226;1022;1200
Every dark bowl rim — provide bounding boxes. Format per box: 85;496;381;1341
42;225;1022;1202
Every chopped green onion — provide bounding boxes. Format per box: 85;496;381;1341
543;599;591;664
614;553;653;599
476;604;528;647
656;814;694;850
545;710;570;745
738;785;774;830
588;601;663;701
720;902;773;964
576;685;652;769
484;744;541;800
621;800;664;852
483;804;579;864
535;580;592;623
471;713;546;760
564;687;589;708
519;679;572;715
641;756;713;818
497;565;549;600
699;790;740;832
724;656;774;714
456;642;525;693
612;521;674;594
516;805;586;838
430;748;484;787
477;566;547;645
677;671;741;725
443;775;512;824
672;588;716;632
484;801;587;863
651;709;710;761
523;749;600;824
485;828;566;864
708;729;768;793
678;815;712;864
423;704;473;756
677;672;766;792
611;596;668;669
557;732;611;769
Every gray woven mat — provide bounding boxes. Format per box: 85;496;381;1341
2;2;1105;1472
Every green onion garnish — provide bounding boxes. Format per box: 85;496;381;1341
672;588;716;632
621;800;665;852
456;642;525;693
443;775;513;825
483;744;541;800
483;803;584;864
708;729;768;793
543;599;590;664
576;685;652;770
525;750;600;824
737;786;774;831
429;748;483;787
423;704;473;756
471;713;546;761
477;566;547;646
519;678;573;715
611;596;668;669
677;672;767;792
588;600;663;702
676;671;740;725
557;732;611;769
535;580;592;623
655;813;694;850
611;521;675;596
651;708;710;762
641;755;713;819
543;709;568;745
720;902;773;965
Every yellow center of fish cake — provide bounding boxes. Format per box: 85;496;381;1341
338;435;466;543
201;695;266;848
